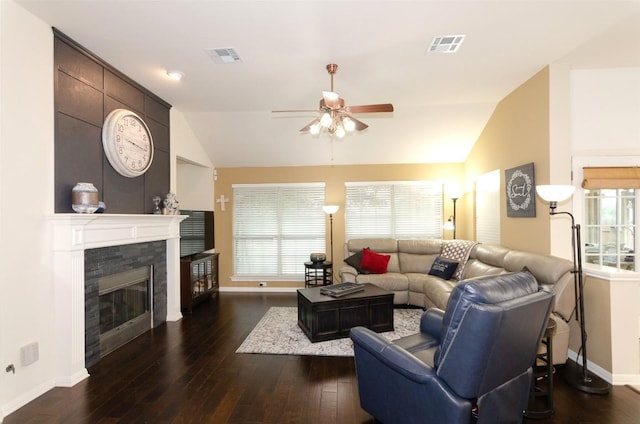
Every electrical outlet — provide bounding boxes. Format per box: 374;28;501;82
259;282;267;287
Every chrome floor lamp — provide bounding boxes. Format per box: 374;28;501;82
536;185;609;395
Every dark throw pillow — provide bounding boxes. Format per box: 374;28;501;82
428;257;459;280
360;248;391;274
344;249;369;274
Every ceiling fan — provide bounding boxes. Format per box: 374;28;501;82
272;63;394;138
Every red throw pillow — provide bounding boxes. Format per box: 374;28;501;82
360;248;391;274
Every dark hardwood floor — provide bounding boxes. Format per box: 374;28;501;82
6;292;640;423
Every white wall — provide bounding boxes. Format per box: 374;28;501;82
0;3;215;419
569;67;640;384
571;68;640;156
1;1;57;419
171;108;215;211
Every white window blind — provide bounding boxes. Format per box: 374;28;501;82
475;169;500;244
233;183;325;277
345;181;443;239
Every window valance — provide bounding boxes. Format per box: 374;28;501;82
582;166;640;189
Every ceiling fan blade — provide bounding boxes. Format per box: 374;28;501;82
272;109;318;113
299;118;320;132
322;91;342;109
343;114;368;131
346;103;394;113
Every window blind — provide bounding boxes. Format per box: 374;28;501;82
582;167;640;189
233;183;325;277
475;170;500;244
344;181;443;239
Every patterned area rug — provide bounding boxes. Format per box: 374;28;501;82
236;306;424;356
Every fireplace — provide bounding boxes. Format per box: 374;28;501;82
99;266;152;357
48;214;186;387
84;240;167;367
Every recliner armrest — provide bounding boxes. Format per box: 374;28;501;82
350;327;437;384
420;308;444;337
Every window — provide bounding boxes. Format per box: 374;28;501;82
344;181;443;239
584;189;636;271
233;183;325;278
475;169;501;244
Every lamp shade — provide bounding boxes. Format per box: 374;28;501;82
443;218;455;230
323;205;339;214
445;183;463;200
536;185;575;202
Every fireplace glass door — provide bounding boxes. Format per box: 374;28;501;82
99;266;152;356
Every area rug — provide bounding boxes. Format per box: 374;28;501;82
236;306;423;357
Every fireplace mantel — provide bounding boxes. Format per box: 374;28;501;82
46;213;187;387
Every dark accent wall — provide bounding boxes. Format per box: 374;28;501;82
54;29;171;213
84;241;167;367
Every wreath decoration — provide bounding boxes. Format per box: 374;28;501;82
507;169;532;211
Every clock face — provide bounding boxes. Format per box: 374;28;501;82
102;109;154;177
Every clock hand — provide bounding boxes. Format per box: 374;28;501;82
125;137;148;151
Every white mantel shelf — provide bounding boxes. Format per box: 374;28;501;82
47;213;187;251
46;213;187;388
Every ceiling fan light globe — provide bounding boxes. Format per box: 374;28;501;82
320;113;332;128
309;123;321;135
343;117;356;132
335;125;346;138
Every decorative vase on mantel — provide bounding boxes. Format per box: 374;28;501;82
71;182;99;213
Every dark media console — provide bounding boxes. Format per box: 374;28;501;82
180;252;219;313
179;210;217;312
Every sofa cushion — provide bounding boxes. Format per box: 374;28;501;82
355;272;409;292
428;257;459;280
361;248;391;274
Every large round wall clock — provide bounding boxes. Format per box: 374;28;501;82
102;109;154;178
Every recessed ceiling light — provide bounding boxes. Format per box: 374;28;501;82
205;47;242;64
428;35;466;53
166;70;185;81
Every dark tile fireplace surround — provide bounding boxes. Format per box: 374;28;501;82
84;241;166;367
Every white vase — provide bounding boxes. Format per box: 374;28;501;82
71;182;99;213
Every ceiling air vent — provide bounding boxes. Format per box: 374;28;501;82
205;47;242;64
428;35;466;53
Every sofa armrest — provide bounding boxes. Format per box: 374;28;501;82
420;308;445;337
339;265;358;283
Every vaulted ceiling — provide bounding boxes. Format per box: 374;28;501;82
17;0;640;167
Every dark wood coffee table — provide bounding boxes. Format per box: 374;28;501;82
297;283;394;342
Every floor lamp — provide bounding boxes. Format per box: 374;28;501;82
536;185;609;395
444;185;462;239
323;205;339;263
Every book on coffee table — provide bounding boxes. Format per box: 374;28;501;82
320;282;365;297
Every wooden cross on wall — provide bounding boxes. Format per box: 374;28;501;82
216;195;230;212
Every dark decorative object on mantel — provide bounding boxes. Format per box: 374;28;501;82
505;162;536;217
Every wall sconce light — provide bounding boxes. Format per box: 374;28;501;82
536;184;609;395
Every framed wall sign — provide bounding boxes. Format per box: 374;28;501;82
505;162;536;217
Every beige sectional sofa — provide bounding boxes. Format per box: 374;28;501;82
339;238;575;364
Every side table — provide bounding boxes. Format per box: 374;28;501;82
525;317;556;419
304;261;333;287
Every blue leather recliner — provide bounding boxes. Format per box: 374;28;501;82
350;271;554;424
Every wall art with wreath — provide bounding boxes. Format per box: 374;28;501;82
505;162;536;217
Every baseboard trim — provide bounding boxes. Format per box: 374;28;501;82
567;349;640;385
220;286;299;293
